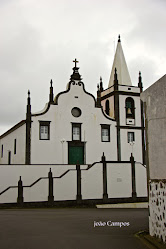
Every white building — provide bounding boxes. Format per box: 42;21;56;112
0;36;145;166
141;75;166;243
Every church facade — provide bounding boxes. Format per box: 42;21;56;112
0;37;145;166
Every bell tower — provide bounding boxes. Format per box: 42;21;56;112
100;36;145;163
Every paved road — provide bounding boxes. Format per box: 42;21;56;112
0;208;150;249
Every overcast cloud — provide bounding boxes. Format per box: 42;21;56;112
0;0;165;135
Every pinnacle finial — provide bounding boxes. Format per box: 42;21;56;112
97;84;99;90
27;90;31;106
99;76;103;92
28;90;30;97
50;79;53;87
118;35;121;42
138;71;143;92
138;71;142;83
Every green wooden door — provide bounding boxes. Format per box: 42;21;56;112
69;146;84;165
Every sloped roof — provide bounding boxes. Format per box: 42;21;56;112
0;120;26;139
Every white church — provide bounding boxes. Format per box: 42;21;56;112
0;36;148;205
0;36;145;166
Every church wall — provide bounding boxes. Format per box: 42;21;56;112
101;86;114;98
109;96;115;118
120;129;143;162
31;82;117;164
0;124;26;164
118;85;140;93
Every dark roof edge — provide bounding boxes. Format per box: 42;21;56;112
31;103;51;117
0;120;26;139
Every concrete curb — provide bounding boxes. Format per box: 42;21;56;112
136;231;166;249
96;202;148;208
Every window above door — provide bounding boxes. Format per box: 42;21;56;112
72;123;82;141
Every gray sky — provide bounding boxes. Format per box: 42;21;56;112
0;0;165;135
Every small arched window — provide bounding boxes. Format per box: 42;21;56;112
105;100;110;116
125;97;135;119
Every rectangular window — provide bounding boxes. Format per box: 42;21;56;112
72;123;81;141
101;125;110;142
1;145;3;158
128;132;135;143
39;121;51;140
14;139;16;154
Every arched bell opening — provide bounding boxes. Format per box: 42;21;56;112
105;100;110;116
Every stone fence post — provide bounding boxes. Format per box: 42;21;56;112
17;176;24;205
130;153;137;199
102;153;108;201
76;164;82;202
48;168;54;204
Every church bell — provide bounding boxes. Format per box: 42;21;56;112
127;108;132;114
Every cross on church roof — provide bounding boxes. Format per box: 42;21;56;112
73;58;79;67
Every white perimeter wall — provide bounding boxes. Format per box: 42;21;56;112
135;163;147;197
107;163;132;198
0;165;77;203
107;162;147;198
81;163;103;199
0;162;147;204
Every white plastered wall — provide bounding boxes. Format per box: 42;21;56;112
31;82;118;164
120;129;143;162
0;124;26;164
